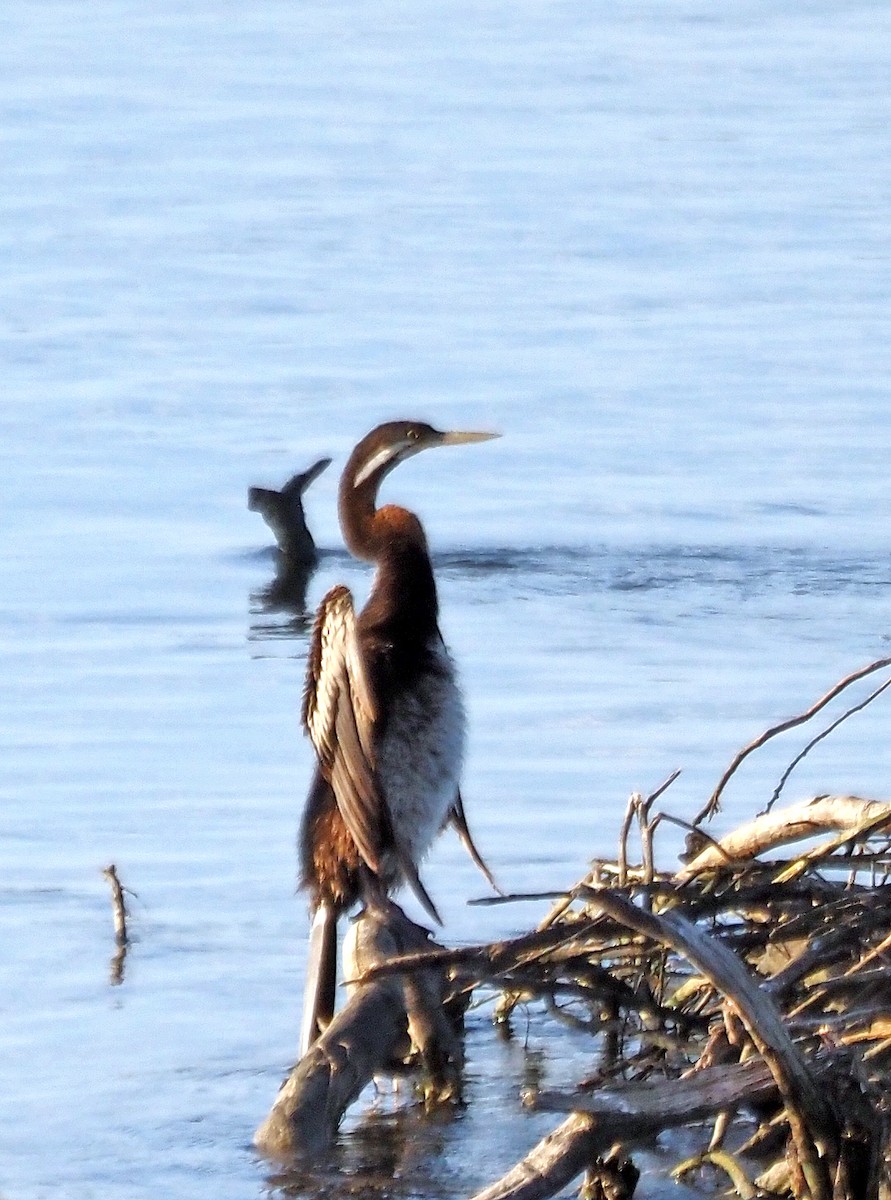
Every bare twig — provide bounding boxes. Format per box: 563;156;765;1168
697;657;891;824
616;794;638;888
102;863;129;945
767;676;891;812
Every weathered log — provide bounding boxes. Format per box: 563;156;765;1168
679;795;891;878
255;977;407;1158
478;1059;781;1200
254;900;462;1160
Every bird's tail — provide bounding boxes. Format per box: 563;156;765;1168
299;900;337;1056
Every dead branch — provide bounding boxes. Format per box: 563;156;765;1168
678;795;891;878
102;863;129;945
527;1056;779;1119
466;1112;607;1200
102;864;130;986
697;656;891;823
255;901;462;1160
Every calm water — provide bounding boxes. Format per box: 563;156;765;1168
3;2;891;1197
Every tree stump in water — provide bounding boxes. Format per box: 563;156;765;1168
254;899;465;1160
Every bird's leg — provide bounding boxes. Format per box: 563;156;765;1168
299;901;337;1056
355;863;397;918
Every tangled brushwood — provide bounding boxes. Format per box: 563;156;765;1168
468;789;891;1200
257;659;891;1200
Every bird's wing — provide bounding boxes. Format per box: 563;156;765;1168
303;585;383;872
448;789;501;893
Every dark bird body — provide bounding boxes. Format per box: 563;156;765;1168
298;420;498;1052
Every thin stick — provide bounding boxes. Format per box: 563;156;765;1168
617;793;638;887
102;864;128;946
767;676;891;812
697;657;891;824
646;768;682;808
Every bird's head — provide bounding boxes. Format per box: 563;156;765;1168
350;421;500;489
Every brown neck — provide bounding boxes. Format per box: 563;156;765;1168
338;443;441;644
365;507;440;635
340;505;437;644
337;468;387;562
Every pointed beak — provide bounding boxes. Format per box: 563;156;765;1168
439;430;501;447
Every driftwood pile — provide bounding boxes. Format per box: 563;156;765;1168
256;660;891;1200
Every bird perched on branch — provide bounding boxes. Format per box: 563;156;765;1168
298;420;499;1053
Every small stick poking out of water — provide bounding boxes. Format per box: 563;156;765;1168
102;864;133;986
102;863;129;945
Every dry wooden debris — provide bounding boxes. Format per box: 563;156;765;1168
258;659;891;1200
255;899;466;1159
102;863;131;986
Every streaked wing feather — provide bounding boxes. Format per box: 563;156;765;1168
303;585;383;871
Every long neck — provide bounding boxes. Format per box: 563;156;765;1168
364;520;440;648
339;467;440;645
280;502;313;561
338;466;388;563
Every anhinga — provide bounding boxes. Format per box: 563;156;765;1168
298;420;499;1053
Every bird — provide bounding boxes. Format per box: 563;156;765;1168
248;457;332;564
298;419;499;1053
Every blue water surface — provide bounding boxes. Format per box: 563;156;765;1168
2;2;890;1197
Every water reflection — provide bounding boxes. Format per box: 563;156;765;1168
250;559;317;628
265;1105;458;1200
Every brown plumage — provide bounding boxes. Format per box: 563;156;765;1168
297;420;499;1053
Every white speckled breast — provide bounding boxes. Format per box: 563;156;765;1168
376;638;465;869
